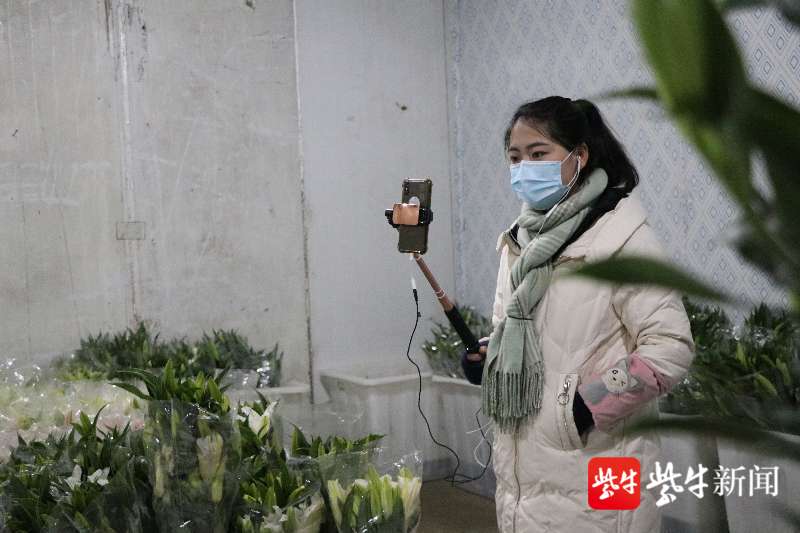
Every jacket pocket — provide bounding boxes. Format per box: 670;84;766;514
554;372;589;451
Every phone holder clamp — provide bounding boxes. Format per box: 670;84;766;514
384;204;434;228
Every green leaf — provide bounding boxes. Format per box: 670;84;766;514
110;382;151;401
677;113;753;209
754;372;780;397
736;343;748;367
597;86;659;101
290;425;310;456
777;360;792;387
633;0;754;208
633;0;746;119
740;88;800;270
572;256;731;302
115;368;159;395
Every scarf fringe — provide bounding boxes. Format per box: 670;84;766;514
481;360;544;433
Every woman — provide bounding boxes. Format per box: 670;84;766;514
461;96;695;532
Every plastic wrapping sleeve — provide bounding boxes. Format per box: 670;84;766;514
239;493;325;533
78;451;157;533
0;413;154;533
0;370;143;460
147;400;242;533
235;457;325;533
316;447;422;533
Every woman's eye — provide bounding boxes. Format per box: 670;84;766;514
509;157;520;164
530;151;546;159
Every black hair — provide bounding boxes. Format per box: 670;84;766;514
503;96;639;193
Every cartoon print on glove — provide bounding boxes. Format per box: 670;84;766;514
581;358;643;405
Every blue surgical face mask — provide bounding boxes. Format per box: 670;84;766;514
509;150;581;211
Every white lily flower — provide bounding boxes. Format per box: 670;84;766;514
87;467;110;486
397;469;422;532
326;480;348;529
65;464;82;490
245;406;271;437
196;433;226;503
295;494;325;533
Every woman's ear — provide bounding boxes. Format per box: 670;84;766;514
577;143;589;170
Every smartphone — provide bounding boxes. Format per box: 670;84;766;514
397;178;432;254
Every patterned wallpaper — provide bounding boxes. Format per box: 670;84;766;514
444;0;798;322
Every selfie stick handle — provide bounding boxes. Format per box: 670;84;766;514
412;253;481;354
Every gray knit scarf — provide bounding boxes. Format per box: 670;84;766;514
482;169;608;432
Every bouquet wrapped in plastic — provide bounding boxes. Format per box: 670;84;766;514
316;448;422;533
114;362;242;533
0;361;143;460
236;459;325;533
0;408;155;532
234;395;324;533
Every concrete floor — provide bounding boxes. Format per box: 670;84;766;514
418;481;498;533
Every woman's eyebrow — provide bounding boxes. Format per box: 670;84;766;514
525;141;549;150
507;141;549;152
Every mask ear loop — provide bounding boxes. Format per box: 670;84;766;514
532;154;582;242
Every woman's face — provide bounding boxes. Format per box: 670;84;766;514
506;120;588;187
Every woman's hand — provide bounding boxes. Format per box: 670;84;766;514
465;337;490;362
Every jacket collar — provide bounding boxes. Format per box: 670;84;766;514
496;191;647;261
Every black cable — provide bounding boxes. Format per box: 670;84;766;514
405;286;492;485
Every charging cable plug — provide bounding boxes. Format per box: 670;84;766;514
411;277;421;317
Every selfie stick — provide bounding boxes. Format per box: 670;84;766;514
411;253;481;355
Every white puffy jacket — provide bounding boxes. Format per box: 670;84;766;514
489;192;695;532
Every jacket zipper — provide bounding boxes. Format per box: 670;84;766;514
558;375;578;449
512;427;521;533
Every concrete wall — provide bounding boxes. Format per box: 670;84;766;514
0;0;311;383
1;0;128;366
294;0;454;395
0;1;455;396
119;0;310;385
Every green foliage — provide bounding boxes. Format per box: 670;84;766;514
0;372;401;533
290;426;383;459
0;410;155;532
117;363;242;533
421;305;493;379
235;460;324;533
205;331;278;373
325;466;421;533
53;323;167;381
54;324;283;385
236;393;286;466
112;361;231;415
663;299;800;433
